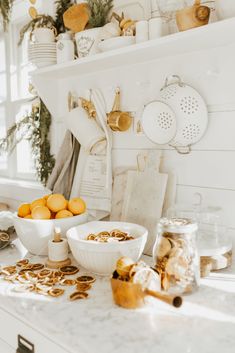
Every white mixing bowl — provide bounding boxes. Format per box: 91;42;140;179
13;213;88;256
66;221;148;275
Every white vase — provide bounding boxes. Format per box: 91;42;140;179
216;0;235;20
75;28;101;58
34;28;56;43
56;32;75;64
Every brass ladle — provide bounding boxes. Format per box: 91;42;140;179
111;277;182;309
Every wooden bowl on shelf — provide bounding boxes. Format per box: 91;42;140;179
176;0;210;32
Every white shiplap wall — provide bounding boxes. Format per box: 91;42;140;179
49;43;235;234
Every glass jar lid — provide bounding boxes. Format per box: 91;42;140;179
158;217;198;234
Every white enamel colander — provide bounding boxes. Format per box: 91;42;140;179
159;75;209;153
141;101;177;145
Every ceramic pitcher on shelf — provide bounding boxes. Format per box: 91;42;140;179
56;32;75;64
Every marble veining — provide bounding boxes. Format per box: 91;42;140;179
0;239;235;353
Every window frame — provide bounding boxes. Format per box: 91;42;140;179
0;0;49;181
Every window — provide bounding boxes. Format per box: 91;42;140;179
0;18;36;181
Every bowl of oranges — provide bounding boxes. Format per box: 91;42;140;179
13;194;88;256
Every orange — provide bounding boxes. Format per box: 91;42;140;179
55;210;73;219
32;206;51;220
47;194;67;213
68;198;86;215
24;214;33;219
30;198;46;212
18;203;31;218
43;194;51;201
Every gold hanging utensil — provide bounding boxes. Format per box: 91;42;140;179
107;88;132;132
79;98;97;119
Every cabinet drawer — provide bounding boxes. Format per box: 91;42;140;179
0;307;70;353
0;337;15;353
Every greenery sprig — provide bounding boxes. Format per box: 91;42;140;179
87;0;113;28
0;99;55;186
55;0;75;34
18;14;56;45
0;0;14;31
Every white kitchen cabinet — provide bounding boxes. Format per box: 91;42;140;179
0;307;70;353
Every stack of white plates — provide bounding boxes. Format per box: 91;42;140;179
28;43;56;68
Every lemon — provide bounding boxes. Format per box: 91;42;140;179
30;198;46;212
18;203;31;218
55;210;73;219
32;206;51;220
68;198;86;215
47;194;67;213
24;214;33;219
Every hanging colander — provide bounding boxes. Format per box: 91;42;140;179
159;75;208;153
141;101;177;145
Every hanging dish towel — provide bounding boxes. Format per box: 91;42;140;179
70;89;112;220
46;131;81;200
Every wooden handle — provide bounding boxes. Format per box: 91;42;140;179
53;227;61;242
145;289;183;308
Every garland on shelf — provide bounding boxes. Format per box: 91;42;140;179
0;0;14;31
0;99;55;186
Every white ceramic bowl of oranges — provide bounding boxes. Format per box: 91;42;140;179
13;194;88;256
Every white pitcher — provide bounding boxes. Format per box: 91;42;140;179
56;32;75;64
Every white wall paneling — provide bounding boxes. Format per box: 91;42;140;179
30;22;235;233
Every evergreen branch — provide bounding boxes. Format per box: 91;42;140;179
0;99;55;186
87;0;113;28
0;0;14;31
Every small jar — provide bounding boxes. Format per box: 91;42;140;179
153;218;200;295
56;32;75;64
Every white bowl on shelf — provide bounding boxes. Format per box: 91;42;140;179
13;212;88;256
98;36;135;52
66;221;148;275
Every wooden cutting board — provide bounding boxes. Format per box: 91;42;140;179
121;169;168;255
110;167;132;221
162;171;177;216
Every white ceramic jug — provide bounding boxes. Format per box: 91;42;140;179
56;32;75;64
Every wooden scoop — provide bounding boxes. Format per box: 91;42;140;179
111;278;182;309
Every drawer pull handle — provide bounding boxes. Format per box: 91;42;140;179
16;335;34;353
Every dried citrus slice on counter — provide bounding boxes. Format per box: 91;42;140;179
32;206;51;220
47;194;67;213
55;210;73;219
30;198;46;212
68;198;86;215
18;203;31;218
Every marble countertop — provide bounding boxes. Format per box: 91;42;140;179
0;238;235;353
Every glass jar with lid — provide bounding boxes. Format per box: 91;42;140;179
153;218;200;294
167;203;232;271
